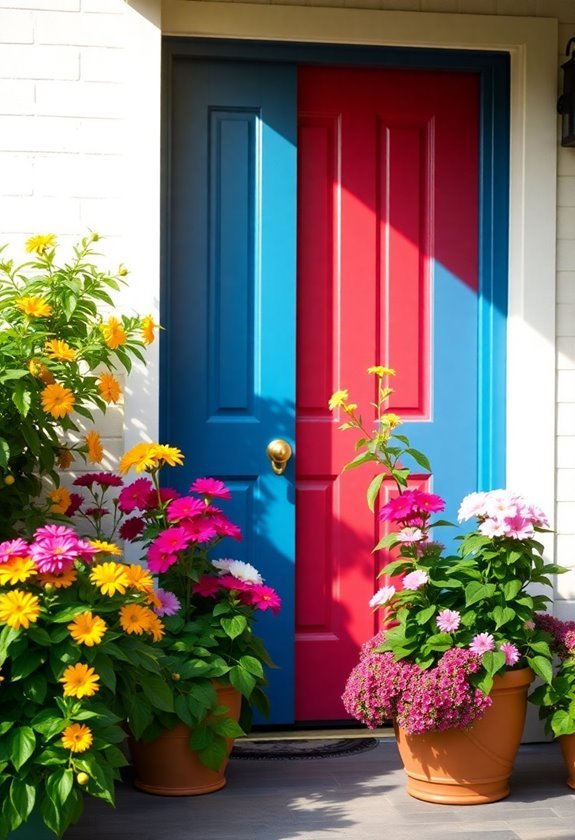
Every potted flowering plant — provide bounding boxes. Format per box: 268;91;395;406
332;367;562;805
0;524;169;838
69;443;281;795
0;232;155;539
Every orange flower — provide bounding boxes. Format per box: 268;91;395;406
101;317;127;350
16;296;52;318
49;487;71;514
41;383;75;418
28;359;55;385
85;431;103;465
97;372;121;403
45;339;77;362
38;568;77;589
57;448;74;469
141;315;157;345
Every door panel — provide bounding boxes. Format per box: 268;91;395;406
165;59;298;722
295;67;479;720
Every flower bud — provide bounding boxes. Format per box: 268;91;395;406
76;772;90;786
171;672;181;682
3;475;15;486
118;264;129;276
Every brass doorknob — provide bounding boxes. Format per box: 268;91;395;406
266;439;292;475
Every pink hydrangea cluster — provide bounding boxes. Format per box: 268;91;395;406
457;489;549;540
535;612;575;660
342;636;492;735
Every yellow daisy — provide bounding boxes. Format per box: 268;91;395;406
89;539;122;557
328;389;349;410
61;723;93;753
367;365;396;377
381;412;402;429
44;338;77;362
119;604;154;635
60;663;100;698
125;564;154;591
38;568;77;589
15;296;52;318
89;562;129;596
149;444;184;468
68;611;107;647
0;557;37;585
49;487;71;515
118;442;158;475
101;316;127;350
25;233;57;255
41;383;75;419
97;372;121;404
85;430;103;465
0;590;41;629
141;315;157;345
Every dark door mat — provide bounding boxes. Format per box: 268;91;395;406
231;738;378;760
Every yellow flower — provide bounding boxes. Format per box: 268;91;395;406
85;430;103;465
328;390;349;411
88;539;122;557
144;588;162;609
25;233;57;255
89;562;129;596
147;613;165;642
38;569;77;589
28;359;55;384
101;316;127;350
57;448;74;470
0;557;37;585
343;403;358;414
68;611;107;647
61;723;93;753
381;412;402;429
15;296;52;317
60;663;100;698
97;372;121;404
0;590;41;629
41;383;75;418
119;604;154;635
125;564;154;591
44;339;77;362
367;365;396;377
118;442;184;475
49;487;71;514
141;315;157;345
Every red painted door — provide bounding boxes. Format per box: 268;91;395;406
295;66;479;720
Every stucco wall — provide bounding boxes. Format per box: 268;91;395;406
0;0;574;614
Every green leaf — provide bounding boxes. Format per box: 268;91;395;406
415;605;437;625
11;381;31;418
229;665;256;697
174;695;195;727
405;447;432;472
482;650;506;677
0;437;9;468
491;605;516;629
9;726;36;771
30;709;67;739
238;655;264;679
366;473;385;512
11;649;44;681
503;580;523;601
28;626;52;646
528;655;553;685
221;615;247;640
126;696;153;740
141;674;174;713
9;778;35;825
92;654;116;693
189;724;212;751
198;735;228;771
23;673;47;704
465;581;496;607
211;717;244;738
188;682;217;711
551;709;575;737
0;625;20;667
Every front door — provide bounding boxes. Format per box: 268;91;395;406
163;47;508;724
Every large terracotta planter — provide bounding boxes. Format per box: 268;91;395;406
395;667;534;805
129;683;242;796
559;733;575;789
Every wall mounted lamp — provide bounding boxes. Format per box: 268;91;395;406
558;38;575;147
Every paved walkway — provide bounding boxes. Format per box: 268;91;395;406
67;741;575;840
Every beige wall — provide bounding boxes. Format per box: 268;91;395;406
0;0;574;615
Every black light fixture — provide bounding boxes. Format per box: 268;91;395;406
558;38;575;147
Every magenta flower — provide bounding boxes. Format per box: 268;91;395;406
436;609;461;633
118;478;154;513
499;642;520;666
30;532;82;573
0;538;29;564
145;486;180;510
65;492;84;517
403;570;428;590
193;576;223;597
152;527;192;554
369;585;396;608
378;489;445;523
34;524;77;541
167;496;205;522
84;507;109;518
146;543;178;574
119;516;145;541
242;584;282;614
154;588;181;617
181;520;218;544
190;477;231;499
218;574;250;592
210;514;243;541
73;472;124;488
469;633;495;655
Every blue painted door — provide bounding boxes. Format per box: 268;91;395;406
164;60;297;722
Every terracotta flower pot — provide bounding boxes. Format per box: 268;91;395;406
559;733;575;790
395;667;534;805
129;683;242;796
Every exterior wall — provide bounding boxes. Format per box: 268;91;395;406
0;0;574;615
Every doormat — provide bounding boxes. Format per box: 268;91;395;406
231;738;378;760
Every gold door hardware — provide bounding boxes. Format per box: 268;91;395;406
266;439;292;475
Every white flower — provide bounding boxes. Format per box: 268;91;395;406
369;585;396;609
211;558;263;584
457;491;488;522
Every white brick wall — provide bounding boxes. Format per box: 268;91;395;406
1;0;575;619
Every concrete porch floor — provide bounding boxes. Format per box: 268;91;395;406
65;740;575;840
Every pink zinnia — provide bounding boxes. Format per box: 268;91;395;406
30;532;82;573
190;477;231;499
469;633;495;655
181;520;218;543
0;538;29;564
242;584;281;614
403;570;428;590
73;472;123;488
167;496;205;522
146;543;178;574
457;491;488;523
152;527;191;555
501;514;535;540
144;486;180;510
369;585;396;608
33;524;77;541
436;609;461;633
378;489;445;523
218;574;250;592
210;514;243;541
500;642;520;666
154;588;181;617
193;576;223;597
118;478;155;513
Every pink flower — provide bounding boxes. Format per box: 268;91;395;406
436;609;461;633
181;520;218;543
154;589;181;617
242;584;281;614
501;514;534;540
167;496;205;522
403;570;428;590
469;633;495;655
397;527;424;543
152;527;191;555
65;493;84;517
379;489;445;524
118;478;154;513
210;514;242;541
30;531;82;573
33;524;76;541
193;576;223;597
0;538;29;564
190;477;231;499
457;491;487;522
478;518;508;538
146;544;178;574
218;574;251;592
73;472;124;488
119;516;145;541
500;642;520;666
369;585;395;608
